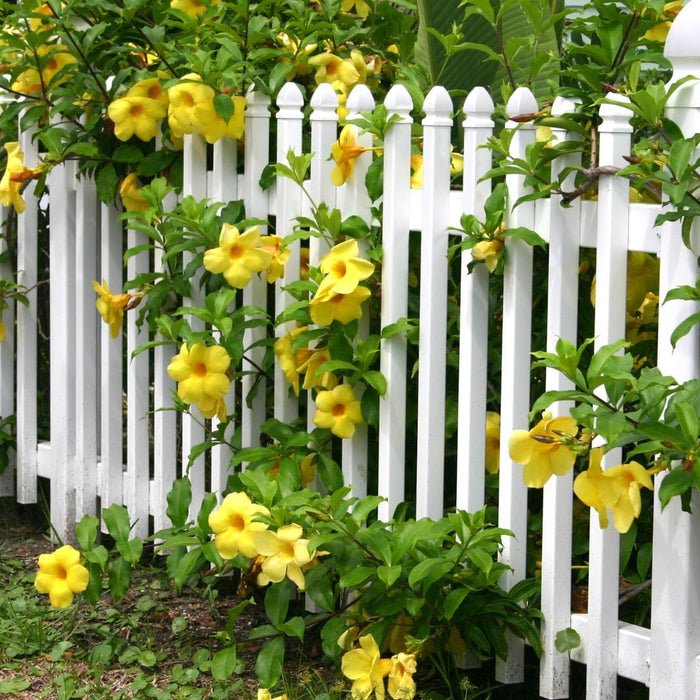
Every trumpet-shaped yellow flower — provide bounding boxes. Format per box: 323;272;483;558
1;142;37;214
259;235;291;282
208;491;270;559
297;347;338;391
485;411;500;474
203;224;272;289
341;0;371;18
92;279;144;338
574;448;654;534
108;95;166;142
274;326;312;396
309;285;371;326
313;384;364;439
387;652;417;700
317;239;375;297
126;77;170;112
257;689;288;700
331;124;372;186
309;52;361;88
409;151;464;189
192;94;246;143
509;411;579;488
643;1;684;42
472;237;505;273
196;395;227;422
119;173;149;213
256;524;315;589
170;0;220;17
35;545;89;608
167;75;214;138
12;44;76;95
341;634;393;700
167;342;231;408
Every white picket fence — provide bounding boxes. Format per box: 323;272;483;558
2;4;700;698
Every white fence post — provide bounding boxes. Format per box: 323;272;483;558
539;95;582;699
377;83;413;522
496;86;538;684
650;4;700;697
415;86;453;520
15;122;39;503
456;86;494;514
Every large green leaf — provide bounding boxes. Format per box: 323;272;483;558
416;0;499;94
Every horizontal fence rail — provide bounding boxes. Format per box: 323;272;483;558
2;12;700;697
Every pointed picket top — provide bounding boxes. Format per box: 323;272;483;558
422;85;452;126
276;81;304;119
383;83;413;121
245;84;271;118
505;86;538;124
463;86;495;128
551;94;580;118
310;82;339;120
346;83;375;115
665;0;700;62
598;94;633;133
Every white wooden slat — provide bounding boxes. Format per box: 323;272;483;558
242;89;271;461
456;86;495;514
377;83;413;522
0;202;15;497
415;86;453;520
74;175;99;520
495;87;538;685
273;82;304;429
15;123;39;502
649;13;700;694
99;203;124;510
208;138;239;495
180;133;208;519
340;84;375;500
48;160;77;540
307;84;338;438
586;96;633;700
539;95;582;700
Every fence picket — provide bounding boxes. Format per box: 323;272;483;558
377;83;413;521
415;86;453;520
496;86;538;684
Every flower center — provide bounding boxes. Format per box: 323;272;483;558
56;566;67;580
332;403;346;417
229;515;245;532
182;93;195;107
331;261;346;278
192;362;207;377
147;85;162;100
282;542;295;559
229;245;243;260
46;58;57;71
130;103;144;117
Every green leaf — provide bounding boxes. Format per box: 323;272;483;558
108;556;131;601
255;637;285;689
95;163;119;204
167;477;192;528
443;587;470;621
671;311;700;349
377;564;402;588
554;627;581;653
658;467;694;511
102;504;132;544
117;537;143;565
264;582;291;627
278;616;305;642
211;646;240;681
75;515;99;551
316;453;344;492
214;93;234;122
339;566;376;588
674;401;699;446
408;558;454;590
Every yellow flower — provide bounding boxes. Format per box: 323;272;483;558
471;237;505;273
409;154;423;190
313;384;364;439
196;395;227;422
485;411;500;474
297;347;338;391
203;224;272;289
0;316;5;343
166;341;231;407
108;95;166;142
92;279;144;338
387;652;417;700
256;524;315;589
1;142;36;214
309;285;371;326
626;291;659;345
274;326;312;396
119;173;149;213
341;0;371;18
299;454;316;488
276;32;317;80
331;125;370;186
27;2;57;32
126;77;170;112
259;235;291;283
643;1;684;42
508;411;579;488
257;690;288;700
574;449;654;534
208;491;270;559
341;634;393;700
170;0;221;18
12;44;76;95
34;545;89;608
191;94;246;143
317;239;375;297
309;52;360;88
167;75;214;138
